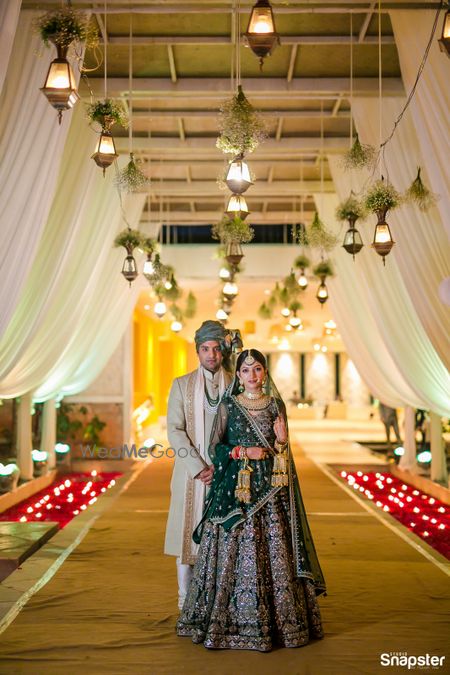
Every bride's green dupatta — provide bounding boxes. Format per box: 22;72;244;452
193;379;327;597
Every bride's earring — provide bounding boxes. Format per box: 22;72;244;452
238;378;244;392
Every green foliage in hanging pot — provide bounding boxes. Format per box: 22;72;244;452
216;85;267;156
283;271;299;294
336;194;366;222
36;7;99;49
292;223;309;247
313;260;334;279
115;153;149;192
212;215;254;244
184;292;197;319
364;178;401;216
308;212;338;252
288;300;303;313
293;254;311;270
114;228;142;254
342;133;376;170
86;98;128;130
405;167;438;212
258;302;273;320
171;304;183;323
141;237;158;256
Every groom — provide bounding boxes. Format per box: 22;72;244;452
164;320;233;609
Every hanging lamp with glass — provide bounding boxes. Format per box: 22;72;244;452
245;0;280;68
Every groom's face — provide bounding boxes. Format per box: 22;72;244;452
198;340;223;373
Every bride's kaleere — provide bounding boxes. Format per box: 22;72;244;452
177;348;326;652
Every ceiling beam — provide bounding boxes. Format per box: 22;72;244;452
167;44;177;83
101;34;395;45
287;45;298;83
359;1;377;42
129;109;350;118
136;180;334;196
83;77;404;98
140;211;314;224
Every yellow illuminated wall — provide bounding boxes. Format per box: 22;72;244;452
133;309;196;424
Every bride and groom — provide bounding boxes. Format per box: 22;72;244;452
164;320;326;652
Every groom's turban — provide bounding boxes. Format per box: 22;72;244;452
194;320;232;354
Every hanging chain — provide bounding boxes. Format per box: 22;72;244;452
129;13;133;156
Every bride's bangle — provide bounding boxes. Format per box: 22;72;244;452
274;439;288;452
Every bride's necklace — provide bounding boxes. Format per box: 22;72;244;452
237;391;270;410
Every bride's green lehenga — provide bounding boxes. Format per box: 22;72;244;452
176;382;326;652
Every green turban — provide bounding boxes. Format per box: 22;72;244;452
194;320;231;353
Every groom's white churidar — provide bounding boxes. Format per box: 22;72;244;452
164;321;232;609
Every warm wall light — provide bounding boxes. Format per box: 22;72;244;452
245;0;280;68
225;157;253;194
91;131;118;175
40;50;79;124
439;10;450;56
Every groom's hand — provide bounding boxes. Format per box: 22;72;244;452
196;466;214;485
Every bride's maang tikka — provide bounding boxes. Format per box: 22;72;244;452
244;349;255;365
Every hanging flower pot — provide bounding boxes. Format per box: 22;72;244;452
86;99;128;132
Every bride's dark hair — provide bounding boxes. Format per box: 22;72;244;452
235;349;267;371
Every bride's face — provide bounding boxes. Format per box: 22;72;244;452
238;361;266;392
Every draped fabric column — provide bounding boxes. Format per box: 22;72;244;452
40;399;57;469
389;9;450;237
0;101;145;398
16;392;33;481
430;412;448;484
347;97;450;371
0;11;82;339
399;406;418;473
0;0;21;94
315;194;426;410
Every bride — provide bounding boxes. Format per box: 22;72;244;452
176;348;326;651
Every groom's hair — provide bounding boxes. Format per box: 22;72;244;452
236;349;267;371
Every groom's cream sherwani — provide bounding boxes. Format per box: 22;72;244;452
164;364;231;564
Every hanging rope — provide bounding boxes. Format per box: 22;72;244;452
128;13;133;156
378;0;382;178
349;12;353;150
103;0;107;99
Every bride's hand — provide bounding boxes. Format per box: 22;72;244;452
245;447;266;460
274;416;287;443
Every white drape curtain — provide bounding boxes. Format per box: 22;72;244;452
0;101;146;400
0;11;81;340
389;9;450;236
346;98;450;371
0;0;21;95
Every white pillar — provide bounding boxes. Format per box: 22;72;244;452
16;392;33;480
40;398;57;469
122;322;133;446
399;406;418;473
430;411;448;484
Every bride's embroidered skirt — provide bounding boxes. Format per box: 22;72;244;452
176;489;324;651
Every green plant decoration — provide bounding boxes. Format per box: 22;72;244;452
289;300;303;313
258;303;273;320
36;7;99;49
364;178;401;216
336;194;366;222
342;133;376;170
184;292;197;319
216;85;267;156
294;254;311;270
283;271;298;293
308;212;338;252
292;223;309;247
212;216;254;245
141;237;158;256
114;228;142;254
405;167;438;212
313;260;334;278
86;98;128;130
116;153;149;192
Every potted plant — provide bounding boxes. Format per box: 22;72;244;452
116;153;149;192
86;98;128;131
36;7;98;53
216;85;267;156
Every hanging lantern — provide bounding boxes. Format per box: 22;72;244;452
171;320;183;333
372;214;395;265
143;255;155;280
225;156;253;194
316;277;329;305
91;131;118;175
439;10;450;56
40;47;79;124
245;0;280;68
154;300;167;318
219;266;231;280
289;314;302;329
342;222;364;261
223;281;239;298
281;307;290;317
226;194;249;220
225;241;244;266
121;254;138;284
297;269;308;289
216;308;228;321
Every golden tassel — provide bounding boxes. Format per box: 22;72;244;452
235;458;253;503
271;443;289;487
